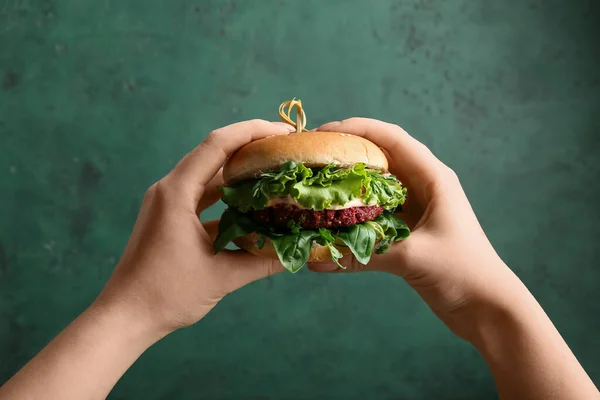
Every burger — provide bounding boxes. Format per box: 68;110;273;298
213;101;410;273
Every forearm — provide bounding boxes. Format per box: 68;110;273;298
0;301;163;400
469;287;598;399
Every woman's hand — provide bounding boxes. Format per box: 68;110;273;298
310;118;599;399
310;118;515;339
97;119;294;335
0;120;293;400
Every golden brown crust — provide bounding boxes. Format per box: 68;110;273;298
223;131;388;184
233;232;352;263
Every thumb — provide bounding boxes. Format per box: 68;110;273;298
221;250;285;292
308;240;413;275
203;219;285;290
307;254;365;273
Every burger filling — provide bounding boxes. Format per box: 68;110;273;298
251;204;386;229
214;161;410;272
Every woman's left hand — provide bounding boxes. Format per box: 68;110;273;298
98;120;294;336
0;120;294;400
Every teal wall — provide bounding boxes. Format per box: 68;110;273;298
1;1;598;398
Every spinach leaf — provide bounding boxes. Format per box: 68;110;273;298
336;224;377;265
213;208;254;253
271;230;319;273
213;208;410;273
372;212;410;254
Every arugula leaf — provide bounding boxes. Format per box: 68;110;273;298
315;228;345;269
336;224;377;265
325;242;345;269
318;228;336;242
220;162;407;212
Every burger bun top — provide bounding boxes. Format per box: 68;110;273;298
223;131;388;184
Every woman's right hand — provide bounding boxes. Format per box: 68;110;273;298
310;118;530;340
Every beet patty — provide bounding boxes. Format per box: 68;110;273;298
251;204;385;229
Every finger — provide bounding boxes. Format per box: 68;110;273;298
396;202;422;231
202;221;283;283
201;219;220;241
221;250;285;292
307;260;344;273
318;121;341;131
202;221;285;290
270;121;295;130
308;236;417;275
168;120;294;206
380;146;424;228
317;118;446;203
307;254;372;273
196;169;224;215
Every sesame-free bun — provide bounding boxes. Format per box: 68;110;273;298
232;233;352;263
223;131;388;184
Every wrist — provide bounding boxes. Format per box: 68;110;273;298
451;269;542;349
458;271;599;399
89;294;168;351
435;260;537;343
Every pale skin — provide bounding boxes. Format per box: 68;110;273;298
0;119;597;400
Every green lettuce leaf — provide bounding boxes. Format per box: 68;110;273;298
220;161;407;212
220;182;265;213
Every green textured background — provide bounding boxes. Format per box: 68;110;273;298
1;0;599;398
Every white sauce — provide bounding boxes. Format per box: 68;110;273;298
266;195;376;210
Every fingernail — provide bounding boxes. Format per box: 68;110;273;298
318;121;342;131
270;121;296;132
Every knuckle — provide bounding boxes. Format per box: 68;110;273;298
267;259;284;277
203;131;228;156
205;129;222;144
143;182;159;201
425;166;461;199
154;178;169;194
142;180;177;210
417;141;433;154
152;178;178;202
443;166;460;184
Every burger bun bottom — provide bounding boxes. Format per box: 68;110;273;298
233;233;352;263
